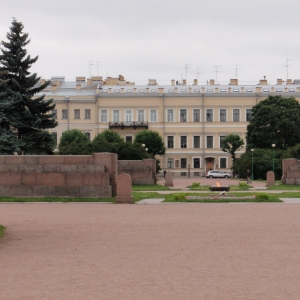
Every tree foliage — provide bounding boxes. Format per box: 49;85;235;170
93;129;123;143
134;130;165;156
246;95;300;150
58;129;89;149
0;18;57;154
221;134;244;163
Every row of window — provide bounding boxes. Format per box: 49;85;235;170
167;157;227;168
167;136;228;149
53;108;252;122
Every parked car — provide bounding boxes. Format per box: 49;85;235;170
206;170;231;178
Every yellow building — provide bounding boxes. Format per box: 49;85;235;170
40;75;300;176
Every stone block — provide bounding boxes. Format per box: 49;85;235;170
296;178;300;185
82;173;106;186
21;173;37;185
33;186;56;197
10;186;32;197
24;156;39;165
61;165;78;173
165;171;174;187
43;165;61;173
133;178;154;185
80;186;112;198
78;165;105;173
0;156;5;164
39;156;65;165
115;173;133;203
5;156;24;165
36;173;65;186
286;178;296;185
0;186;10;196
0;173;21;185
55;186;80;197
66;173;82;186
64;156;89;165
93;153;118;179
0;165;18;172
266;171;275;187
19;165;44;173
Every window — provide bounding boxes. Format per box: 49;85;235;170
167;136;174;148
181;158;187;168
138;110;144;122
206;109;213;122
207;136;213;148
233;109;240;122
220;109;226;122
113;110;119;122
194;158;200;168
100;110;107;122
62;109;68;119
220;89;226;92
180;109;187;122
167;109;174;122
220;158;227;168
74;109;80;119
246;109;252;121
125;136;132;143
51;132;57;145
150;110;157;122
85;132;91;141
167;158;174;168
193;136;200;148
180;136;187;148
85;109;91;119
193;109;200;122
52;109;57;119
220;136;225;148
125;110;132;122
246;89;253;92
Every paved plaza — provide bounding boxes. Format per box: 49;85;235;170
1;201;300;300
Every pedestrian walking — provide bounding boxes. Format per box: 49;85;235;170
246;169;252;184
163;170;166;179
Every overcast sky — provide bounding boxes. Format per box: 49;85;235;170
1;0;300;85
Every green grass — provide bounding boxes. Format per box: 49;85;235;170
163;192;283;203
0;225;6;238
132;192;164;202
267;184;300;190
0;196;114;203
187;185;251;191
132;184;171;191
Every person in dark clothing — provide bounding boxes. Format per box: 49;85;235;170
163;170;166;179
246;169;252;184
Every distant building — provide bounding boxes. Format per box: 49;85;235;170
38;75;300;176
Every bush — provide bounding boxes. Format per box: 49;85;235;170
191;182;200;187
174;194;186;201
255;193;270;201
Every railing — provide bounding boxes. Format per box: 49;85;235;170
109;121;148;130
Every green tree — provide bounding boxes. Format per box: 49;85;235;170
93;129;123;143
221;134;244;164
0;19;57;154
58;129;89;151
246;95;300;150
134;130;165;156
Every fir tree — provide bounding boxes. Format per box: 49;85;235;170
0;18;57;154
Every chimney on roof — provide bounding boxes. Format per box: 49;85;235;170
259;79;267;85
182;79;186;85
76;84;81;90
229;79;238;85
287;79;292;84
87;78;92;86
193;79;198;85
51;84;57;91
277;79;283;85
119;75;125;81
76;76;86;82
91;76;103;81
148;79;157;85
209;79;215;85
171;79;175;86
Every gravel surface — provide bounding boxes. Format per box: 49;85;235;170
1;203;300;300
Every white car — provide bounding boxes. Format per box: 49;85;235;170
206;170;231;178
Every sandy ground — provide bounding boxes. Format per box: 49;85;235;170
1;203;300;300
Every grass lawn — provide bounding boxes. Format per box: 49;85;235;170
0;224;6;238
132;192;163;202
267;184;300;190
163;192;283;203
132;184;171;191
187;185;252;191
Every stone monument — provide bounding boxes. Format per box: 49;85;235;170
165;171;174;187
266;171;275;187
115;173;134;204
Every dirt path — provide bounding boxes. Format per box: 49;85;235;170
1;203;300;300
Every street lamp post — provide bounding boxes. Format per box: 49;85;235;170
251;149;254;180
272;144;276;172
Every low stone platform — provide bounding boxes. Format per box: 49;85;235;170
209;185;230;191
